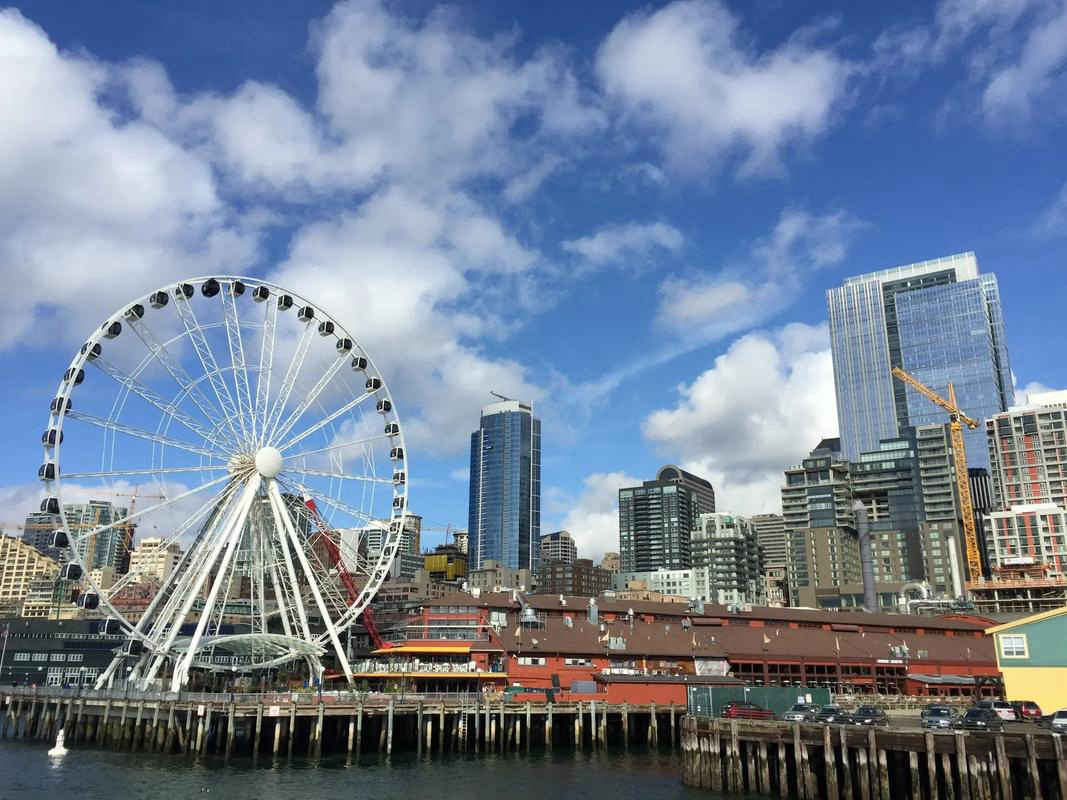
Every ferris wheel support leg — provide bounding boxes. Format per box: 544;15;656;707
271;495;315;643
267;480;355;685
95;656;124;690
170;475;262;693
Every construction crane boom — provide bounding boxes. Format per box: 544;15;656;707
301;494;391;650
891;368;982;585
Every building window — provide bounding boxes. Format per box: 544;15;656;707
12;653;30;662
31;653;48;662
998;633;1028;659
564;657;592;667
517;656;546;666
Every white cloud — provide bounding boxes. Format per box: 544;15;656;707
872;0;1067;128
642;322;838;515
1033;181;1067;237
562;221;684;266
596;0;853;176
1017;380;1065;402
655;207;858;336
553;471;641;562
0;9;258;347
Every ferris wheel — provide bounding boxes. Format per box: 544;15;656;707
38;277;408;691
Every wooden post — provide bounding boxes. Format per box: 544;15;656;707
777;740;789;798
877;748;890;800
794;724;808;800
546;703;553;750
439;704;445;756
758;740;770;795
163;703;176;754
499;704;505;754
858;744;871;800
941;752;956;800
622;703;629;749
386;700;394;755
254;703;263;760
226;703;236;759
203;706;214;755
955;732;971;800
474;705;481;754
75;698;86;745
868;728;881;800
729;719;741;794
194;710;205;754
356;703;363;757
909;751;922;800
117;701;129;748
710;719;723;793
184;705;195;754
287;704;296;758
315;702;324;758
574;704;580;748
926;732;940;800
825;724;840;800
670;703;676;749
525;701;532;752
1051;735;1067;800
650;701;658;747
1025;733;1041;800
416;702;423;756
967;755;983;800
589;700;597;749
840;726;854;800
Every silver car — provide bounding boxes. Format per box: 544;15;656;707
1051;710;1067;733
781;703;820;722
920;705;957;730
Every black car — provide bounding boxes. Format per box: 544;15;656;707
814;705;852;724
920;705;958;730
851;706;889;727
962;708;1004;732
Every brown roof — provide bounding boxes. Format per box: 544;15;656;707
425;591;990;633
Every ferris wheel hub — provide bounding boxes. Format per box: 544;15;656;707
254;446;284;478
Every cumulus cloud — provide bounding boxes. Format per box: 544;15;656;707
597;0;853;176
642;322;838;514
1033;181;1067;237
552;471;641;562
562;221;684;267
0;9;258;346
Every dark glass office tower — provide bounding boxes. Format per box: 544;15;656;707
468;400;541;571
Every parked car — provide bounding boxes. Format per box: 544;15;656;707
814;705;852;725
851;706;889;727
976;700;1018;721
1049;710;1067;733
962;708;1005;732
920;705;958;730
1010;700;1043;721
780;703;820;723
720;701;776;720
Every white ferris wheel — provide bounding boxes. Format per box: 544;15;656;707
38;277;408;691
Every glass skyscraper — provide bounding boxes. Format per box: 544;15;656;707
468;400;541;571
827;252;1013;469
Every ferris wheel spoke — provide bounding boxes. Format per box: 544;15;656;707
262;319;316;444
126;315;241;451
286;465;393;484
285;432;392;461
62;464;229;479
65;409;227;460
89;356;231;452
221;283;256;443
254;293;279;446
172;294;246;446
276;390;373;452
277;475;381;526
270;356;348;446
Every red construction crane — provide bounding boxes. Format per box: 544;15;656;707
301;494;391;650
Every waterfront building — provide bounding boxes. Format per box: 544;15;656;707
690;513;765;606
619;465;715;572
827;252;1013;467
751;514;787;568
539;530;577;566
987;606;1067;713
128;537;183;584
0;536;59;618
423;544;468;582
468;400;541;571
0;618;123;686
536;558;613;596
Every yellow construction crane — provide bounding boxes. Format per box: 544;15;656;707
891;367;982;582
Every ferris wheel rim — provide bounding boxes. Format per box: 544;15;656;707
39;275;410;674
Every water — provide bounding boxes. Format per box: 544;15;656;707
0;740;714;800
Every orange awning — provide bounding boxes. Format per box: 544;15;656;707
370;645;472;655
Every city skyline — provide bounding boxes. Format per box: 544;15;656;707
0;1;1064;565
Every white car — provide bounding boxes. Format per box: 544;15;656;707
976;700;1018;721
1051;710;1067;732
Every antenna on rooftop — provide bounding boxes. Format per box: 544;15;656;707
490;391;515;402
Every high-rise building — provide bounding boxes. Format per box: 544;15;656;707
751;514;787;568
599;552;620;572
984;391;1067;577
452;530;469;555
539;530;577;566
618;465;715;572
827;252;1013;467
0;535;59;617
468;400;541;571
128;537;183;584
690;512;765;606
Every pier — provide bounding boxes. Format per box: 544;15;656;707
681;716;1067;800
0;687;680;757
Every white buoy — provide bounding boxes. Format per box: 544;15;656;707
48;728;68;757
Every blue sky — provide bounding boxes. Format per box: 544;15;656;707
0;0;1064;558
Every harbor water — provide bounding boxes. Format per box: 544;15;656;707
0;738;712;800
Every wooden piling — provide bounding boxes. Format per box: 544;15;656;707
132;701;145;750
356;704;362;757
416;702;423;756
525;702;531;752
546;703;553;750
877;747;890;800
226;703;236;759
941;752;956;800
650;701;658;747
729;719;741;794
925;732;940;800
777;740;789;799
858;743;872;800
1025;733;1041;800
164;704;177;754
909;750;922;800
710;720;723;793
622;703;629;748
955;732;971;800
386;700;394;755
994;734;1010;800
254;703;263;760
1051;735;1067;800
573;705;579;748
840;726;854;800
669;702;676;749
793;724;808;800
287;704;296;758
439;704;445;756
314;702;324;758
824;724;839;800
